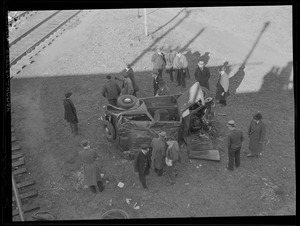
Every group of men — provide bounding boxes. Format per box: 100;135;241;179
62;47;267;193
133;131;181;189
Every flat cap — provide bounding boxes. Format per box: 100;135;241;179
159;131;167;137
141;143;149;150
65;92;72;98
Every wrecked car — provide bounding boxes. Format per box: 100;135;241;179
100;82;220;161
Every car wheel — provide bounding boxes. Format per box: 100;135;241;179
102;120;116;140
117;95;137;109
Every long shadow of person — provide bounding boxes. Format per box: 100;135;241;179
230;64;246;94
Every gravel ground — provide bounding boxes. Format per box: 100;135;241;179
10;6;294;220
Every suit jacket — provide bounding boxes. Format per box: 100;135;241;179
227;129;244;149
134;150;150;175
194;66;211;90
165;51;176;69
63;98;78;123
173;54;188;69
102;80;121;100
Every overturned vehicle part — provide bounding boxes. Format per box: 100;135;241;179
100;82;220;161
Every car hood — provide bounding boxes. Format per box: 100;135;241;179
177;82;205;117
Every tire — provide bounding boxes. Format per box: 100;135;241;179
102;120;116;141
200;86;209;98
117;95;137;109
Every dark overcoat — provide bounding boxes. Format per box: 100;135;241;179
194;66;211;90
126;68;139;93
133;150;151;175
63;98;78;123
79;148;102;186
248;120;266;154
151;137;167;170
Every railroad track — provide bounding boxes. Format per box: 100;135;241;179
9;10;83;77
8;11;31;27
11;125;40;221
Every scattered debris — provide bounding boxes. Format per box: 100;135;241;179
133;202;140;210
108;199;113;206
188;204;190;208
117;182;125;188
185;183;190;185
126;198;131;204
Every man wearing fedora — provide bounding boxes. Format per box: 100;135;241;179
226;120;244;171
79;139;104;194
247;112;266;157
151;47;166;78
125;64;139;97
102;75;121;106
151;131;168;176
194;60;211;90
63;92;79;135
133;144;151;189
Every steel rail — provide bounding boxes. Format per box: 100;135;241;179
10;10;82;67
12;173;25;221
9;11;61;48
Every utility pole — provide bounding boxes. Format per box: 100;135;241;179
144;8;148;36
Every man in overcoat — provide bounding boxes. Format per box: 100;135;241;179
102;75;121;106
133;144;151;189
79;139;104;194
121;73;134;95
165;140;181;184
194;60;211;90
247;112;266;157
164;49;177;82
152;69;163;96
125;64;139;97
173;51;190;88
215;66;230;106
63;92;79;135
151;131;167;176
151;48;166;78
226;120;244;171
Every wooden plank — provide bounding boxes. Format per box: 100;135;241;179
17;179;35;189
12;159;25;168
12;145;21;151
13;204;40;216
13;190;38;201
13;167;27;175
12;153;23;160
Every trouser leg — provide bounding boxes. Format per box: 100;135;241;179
235;147;241;167
138;173;147;188
166;165;175;183
176;70;181;86
89;185;97;193
156;168;163;176
181;71;186;88
69;122;73;133
227;149;234;170
97;181;104;192
74;122;79;135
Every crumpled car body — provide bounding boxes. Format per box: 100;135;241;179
100;82;220;161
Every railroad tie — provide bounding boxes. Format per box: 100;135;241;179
12;135;17;142
13;167;27;176
12;190;38;202
17;179;35;189
12;158;25;168
12;204;40;217
12;153;23;160
12;145;21;152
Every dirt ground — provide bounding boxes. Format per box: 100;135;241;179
10;6;294;220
